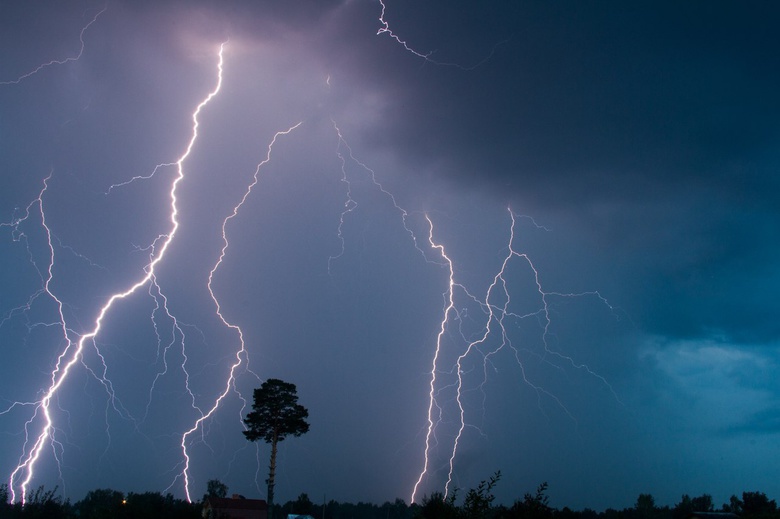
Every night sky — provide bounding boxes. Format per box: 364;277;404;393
2;0;780;511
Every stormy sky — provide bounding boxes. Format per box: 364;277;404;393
1;0;779;511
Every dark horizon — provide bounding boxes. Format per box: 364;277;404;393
4;478;780;519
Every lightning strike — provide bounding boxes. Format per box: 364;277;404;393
309;119;619;504
410;214;457;504
329;120;428;272
3;42;226;504
376;0;434;61
175;121;302;502
0;6;107;86
411;208;620;503
376;0;507;70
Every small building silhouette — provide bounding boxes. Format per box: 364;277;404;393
203;494;268;519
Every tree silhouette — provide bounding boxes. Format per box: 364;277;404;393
741;491;778;518
635;494;656;518
291;493;314;516
508;481;553;519
461;471;501;519
202;478;228;510
416;491;458;519
75;488;125;519
243;378;310;519
674;494;714;519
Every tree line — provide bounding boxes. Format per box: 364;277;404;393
0;485;198;519
4;477;780;519
274;476;780;519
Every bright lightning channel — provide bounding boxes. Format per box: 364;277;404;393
409;214;457;504
3;42;226;504
410;209;620;504
173;121;302;502
372;2;620;502
320;123;614;504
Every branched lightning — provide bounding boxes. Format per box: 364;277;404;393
330;119;429;271
174;121;302;502
410;208;620;503
409;214;457;503
376;0;508;70
2;42;226;504
0;6;107;86
373;4;620;501
319;119;620;504
1;174;71;504
376;0;434;61
139;274;196;426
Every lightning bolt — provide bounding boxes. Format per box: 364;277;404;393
409;214;457;504
410;209;621;503
1;174;70;504
376;0;508;70
0;6;107;86
1;173;135;502
376;0;434;62
329;119;428;272
2;42;226;504
174;121;302;502
318;118;620;504
373;4;621;501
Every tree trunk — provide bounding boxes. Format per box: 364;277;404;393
268;433;278;519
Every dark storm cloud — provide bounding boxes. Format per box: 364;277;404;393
316;2;780;346
359;2;780;202
204;0;780;347
3;0;780;512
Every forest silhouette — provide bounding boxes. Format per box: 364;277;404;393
2;473;779;519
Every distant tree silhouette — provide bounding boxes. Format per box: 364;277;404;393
636;494;657;518
461;471;501;519
124;491;198;519
75;488;125;519
691;495;714;513
244;378;310;519
741;491;778;519
292;493;314;515
8;472;780;519
725;494;744;514
507;482;552;519
203;478;228;503
1;486;70;519
381;498;412;519
0;484;9;515
414;472;502;519
416;491;458;519
674;494;714;519
72;487;199;519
